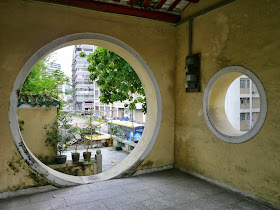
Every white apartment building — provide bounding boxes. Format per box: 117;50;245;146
72;45;146;123
72;45;95;111
225;75;260;131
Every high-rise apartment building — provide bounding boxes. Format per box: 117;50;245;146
239;75;260;131
225;75;260;131
72;45;95;110
72;45;145;123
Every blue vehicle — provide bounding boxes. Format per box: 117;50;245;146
108;120;145;143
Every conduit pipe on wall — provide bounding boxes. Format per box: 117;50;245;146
176;0;237;55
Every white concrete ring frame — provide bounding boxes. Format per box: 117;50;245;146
9;33;162;186
203;66;267;143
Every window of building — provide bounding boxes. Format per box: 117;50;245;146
247;80;250;88
240;79;246;88
83;49;93;52
240;113;245;121
240;98;245;104
247;113;250;120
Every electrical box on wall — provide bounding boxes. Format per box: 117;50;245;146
185;53;201;92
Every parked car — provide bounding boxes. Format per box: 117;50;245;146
93;114;100;119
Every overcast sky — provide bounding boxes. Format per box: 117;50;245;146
49;45;74;77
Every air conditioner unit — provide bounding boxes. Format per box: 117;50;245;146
252;89;255;93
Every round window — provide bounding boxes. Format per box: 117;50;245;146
203;66;267;143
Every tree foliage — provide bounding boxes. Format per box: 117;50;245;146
21;57;70;101
80;47;146;113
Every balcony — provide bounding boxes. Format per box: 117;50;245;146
75;91;94;95
75;77;90;83
76;97;94;102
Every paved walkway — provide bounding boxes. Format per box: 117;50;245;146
64;146;129;172
0;169;271;210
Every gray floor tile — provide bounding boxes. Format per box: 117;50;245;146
0;169;273;210
109;202;148;210
141;191;201;210
121;182;152;193
28;191;57;204
155;181;196;196
0;196;30;209
191;182;225;197
53;185;92;198
226;199;272;210
64;187;126;206
167;197;225;210
50;197;67;209
101;188;164;209
88;177;141;192
81;200;109;210
141;196;175;209
208;192;244;207
29;200;51;210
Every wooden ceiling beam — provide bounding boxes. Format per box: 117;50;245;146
142;0;153;8
129;0;138;6
167;0;181;11
154;0;167;9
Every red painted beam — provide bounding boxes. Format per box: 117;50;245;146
154;0;167;9
189;0;199;3
43;0;181;23
129;0;138;6
142;0;153;7
167;0;181;11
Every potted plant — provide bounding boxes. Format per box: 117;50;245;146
56;132;70;164
44;120;70;164
83;113;100;161
43;112;72;164
68;127;86;162
83;126;93;161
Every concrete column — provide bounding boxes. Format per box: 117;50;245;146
95;149;102;174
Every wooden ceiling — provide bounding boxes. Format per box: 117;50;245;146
38;0;200;23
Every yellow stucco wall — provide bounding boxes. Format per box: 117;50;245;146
0;0;175;192
17;107;57;164
175;0;280;205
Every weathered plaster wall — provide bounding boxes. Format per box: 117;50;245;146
17;107;57;164
0;0;175;191
175;0;280;205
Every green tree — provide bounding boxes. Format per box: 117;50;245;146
21;57;70;101
80;47;146;113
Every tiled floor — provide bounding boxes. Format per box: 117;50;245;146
0;169;272;210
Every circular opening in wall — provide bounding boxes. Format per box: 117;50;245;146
17;44;148;176
203;66;267;143
9;33;162;186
